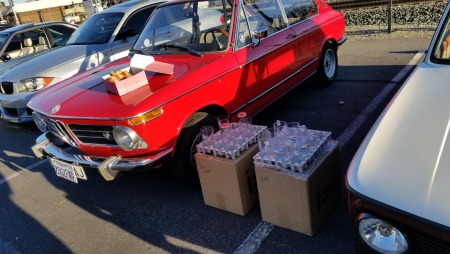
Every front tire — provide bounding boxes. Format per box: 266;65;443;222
316;42;338;86
169;112;217;185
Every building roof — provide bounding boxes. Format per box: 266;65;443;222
13;0;83;12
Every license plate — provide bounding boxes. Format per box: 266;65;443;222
49;158;87;183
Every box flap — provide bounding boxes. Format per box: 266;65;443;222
130;54;154;72
145;61;174;75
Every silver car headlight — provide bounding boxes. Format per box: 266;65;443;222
112;126;148;151
32;112;47;132
358;217;408;254
17;77;54;92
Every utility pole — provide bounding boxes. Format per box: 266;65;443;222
8;0;20;25
387;0;393;33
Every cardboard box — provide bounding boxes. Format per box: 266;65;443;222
103;67;148;96
195;144;259;216
255;141;340;236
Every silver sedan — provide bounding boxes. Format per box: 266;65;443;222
0;0;164;123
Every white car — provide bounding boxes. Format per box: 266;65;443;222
346;2;450;253
0;0;164;123
64;12;87;24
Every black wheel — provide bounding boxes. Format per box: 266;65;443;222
315;42;338;86
169;112;217;185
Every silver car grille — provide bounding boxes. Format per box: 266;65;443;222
39;114;78;147
67;124;117;146
36;112;118;147
0;82;13;94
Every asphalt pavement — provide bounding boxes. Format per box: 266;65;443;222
0;33;433;254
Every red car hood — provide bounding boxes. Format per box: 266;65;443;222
29;54;227;119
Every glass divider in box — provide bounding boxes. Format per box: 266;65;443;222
196;124;267;159
253;130;331;173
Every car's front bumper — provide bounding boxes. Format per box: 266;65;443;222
0;92;34;123
338;36;347;46
31;132;173;181
347;189;450;253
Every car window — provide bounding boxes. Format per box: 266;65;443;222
242;0;286;36
48;25;75;46
23;29;45;47
135;0;232;54
116;5;157;40
0;33;9;48
280;0;317;26
66;12;124;45
433;18;450;61
236;5;253;48
4;34;24;58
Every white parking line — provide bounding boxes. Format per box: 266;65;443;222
233;50;426;254
234;222;274;254
337;50;426;147
0;159;47;186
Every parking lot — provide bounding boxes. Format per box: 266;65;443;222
0;33;432;253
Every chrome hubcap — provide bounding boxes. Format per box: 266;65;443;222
324;49;336;79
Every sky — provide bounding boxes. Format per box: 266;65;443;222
4;0;31;6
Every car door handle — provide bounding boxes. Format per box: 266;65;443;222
286;33;297;39
166;32;174;37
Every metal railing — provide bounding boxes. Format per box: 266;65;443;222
327;0;439;10
326;0;447;33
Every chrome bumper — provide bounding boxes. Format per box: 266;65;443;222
338;36;347;46
31;133;173;181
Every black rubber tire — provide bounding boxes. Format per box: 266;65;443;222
315;42;338;86
169;112;217;185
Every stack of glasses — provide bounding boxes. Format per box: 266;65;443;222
196;114;267;159
253;120;331;173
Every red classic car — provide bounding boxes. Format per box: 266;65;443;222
29;0;346;183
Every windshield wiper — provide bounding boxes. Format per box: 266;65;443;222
160;43;203;57
129;48;149;55
66;41;104;45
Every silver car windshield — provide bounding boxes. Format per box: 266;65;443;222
66;12;124;45
133;0;232;55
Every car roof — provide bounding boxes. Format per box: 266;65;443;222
1;21;77;33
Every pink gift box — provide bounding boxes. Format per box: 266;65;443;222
103;67;148;96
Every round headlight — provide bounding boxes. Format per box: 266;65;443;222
358;218;408;254
32;112;47;132
112;126;145;151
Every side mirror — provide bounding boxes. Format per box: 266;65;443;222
0;53;11;61
252;29;268;47
117;28;138;40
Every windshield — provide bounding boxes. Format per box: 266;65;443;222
133;0;233;54
66;12;124;45
0;33;10;48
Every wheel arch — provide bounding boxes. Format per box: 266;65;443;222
323;38;338;52
181;104;228;129
171;104;228;155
